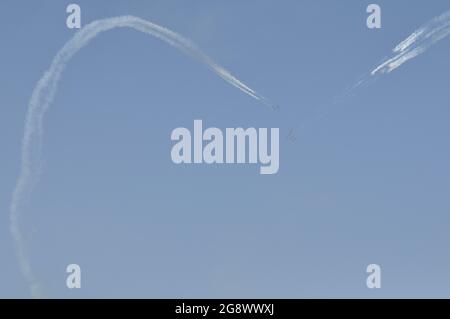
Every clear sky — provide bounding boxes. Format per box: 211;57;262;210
1;0;450;298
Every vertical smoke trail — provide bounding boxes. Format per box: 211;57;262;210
10;15;275;298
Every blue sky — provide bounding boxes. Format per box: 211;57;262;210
1;0;450;298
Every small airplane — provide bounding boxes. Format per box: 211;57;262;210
272;104;280;111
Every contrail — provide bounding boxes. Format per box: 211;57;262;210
10;15;275;298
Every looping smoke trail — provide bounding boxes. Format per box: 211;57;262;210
10;15;275;298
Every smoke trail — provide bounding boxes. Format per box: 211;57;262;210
10;15;275;298
372;10;450;75
288;9;450;142
347;9;450;106
332;9;450;101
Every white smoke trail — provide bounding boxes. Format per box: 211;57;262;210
10;15;275;298
372;10;450;75
289;9;450;142
333;9;450;113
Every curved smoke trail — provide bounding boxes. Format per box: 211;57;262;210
10;15;275;298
